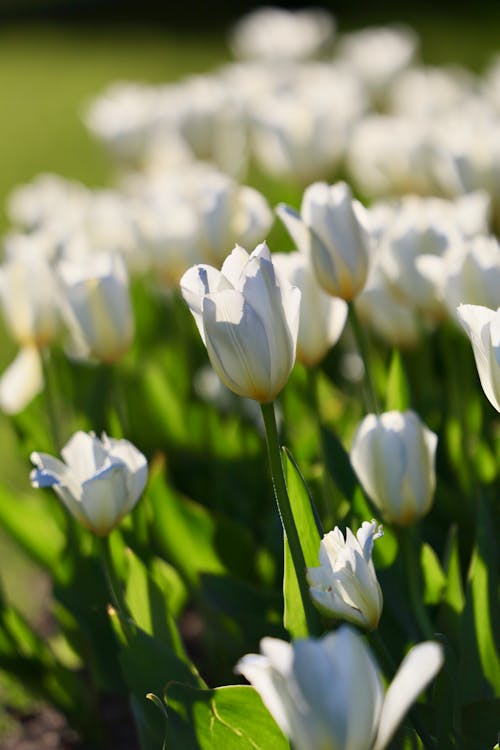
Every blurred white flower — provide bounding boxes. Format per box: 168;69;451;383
351;410;438;526
457;304;500;413
337;25;418;101
230;7;335;62
423;235;500;322
272;251;347;367
249;64;366;183
387;64;477;120
347;115;433;199
7;173;89;231
236;626;443;750
58;252;134;363
307;520;383;630
31;431;147;535
277;181;371;300
0;245;61;414
180;243;300;402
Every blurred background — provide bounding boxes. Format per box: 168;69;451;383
1;0;500;231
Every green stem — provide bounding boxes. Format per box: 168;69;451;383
260;401;320;636
96;535;132;640
348;301;379;414
40;347;62;450
399;527;434;640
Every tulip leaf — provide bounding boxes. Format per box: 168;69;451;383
109;609;203;750
125;549;190;663
386;349;410;412
163;683;290;749
148;469;255;588
0;485;66;574
458;496;500;704
320;425;359;502
282;448;322;638
421;542;447;605
437;525;465;649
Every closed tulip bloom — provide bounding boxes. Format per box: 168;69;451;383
277;181;371;300
58;253;134;363
180;243;300;402
307;520;383;630
30;431;147;536
351;411;438;526
457;304;500;413
236;626;443;750
273;251;348;367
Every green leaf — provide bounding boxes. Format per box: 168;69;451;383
164;683;290;750
125;549;190;663
320;425;358;503
282;449;322;638
0;485;66;574
109;609;203;750
437;526;465;650
458;497;500;704
386;349;411;411
421;543;447;605
432;634;461;749
148;468;255;588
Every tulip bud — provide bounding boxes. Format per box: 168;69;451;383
277;181;371;300
236;626;443;750
180;243;300;403
307;520;383;630
273;251;347;367
58;253;134;363
457;304;500;413
350;410;438;526
30;431;147;536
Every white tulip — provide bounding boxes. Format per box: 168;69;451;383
229;7;335;62
180;243;300;402
30;431;147;536
272;251;347;367
457;304;500;413
277;181;371;300
58;253;134;363
351;411;438;526
307;520;383;630
236;626;443;750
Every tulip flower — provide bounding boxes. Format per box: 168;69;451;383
0;244;61;413
30;431;147;536
351;411;438;526
277;181;371;300
236;626;443;750
273;251;348;367
307;520;383;630
457;304;500;413
58;252;134;363
180;243;300;402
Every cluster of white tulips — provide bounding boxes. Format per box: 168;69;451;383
1;6;500;750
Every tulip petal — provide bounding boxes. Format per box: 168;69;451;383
202;289;273;401
61;432;108;482
80;464;129;535
0;346;43;415
103;435;148;512
180;264;231;343
457;304;500;412
373;641;444;750
275;203;310;255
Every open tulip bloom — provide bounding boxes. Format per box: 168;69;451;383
236;626;443;750
180;242;300;403
307;520;384;630
30;431;147;536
